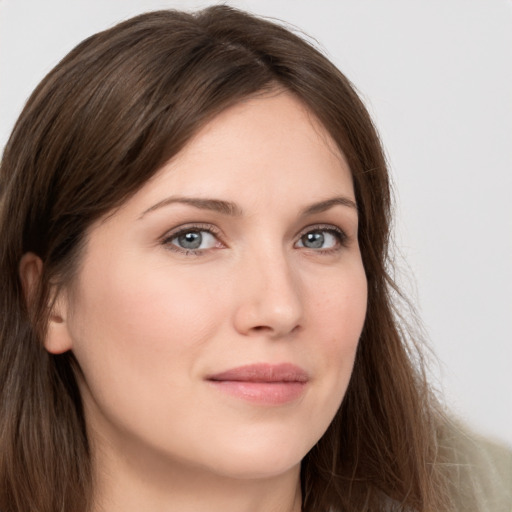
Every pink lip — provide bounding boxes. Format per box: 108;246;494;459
206;363;309;405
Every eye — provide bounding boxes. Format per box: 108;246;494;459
295;227;346;251
163;226;222;254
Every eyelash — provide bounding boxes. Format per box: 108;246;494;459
161;223;223;256
161;223;348;256
297;224;348;254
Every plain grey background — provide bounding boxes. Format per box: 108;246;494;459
1;0;511;446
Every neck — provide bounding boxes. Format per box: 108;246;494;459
90;436;302;512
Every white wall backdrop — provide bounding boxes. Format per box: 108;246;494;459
1;0;511;446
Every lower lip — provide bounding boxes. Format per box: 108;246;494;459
208;380;307;405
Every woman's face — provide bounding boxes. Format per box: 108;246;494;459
51;91;367;480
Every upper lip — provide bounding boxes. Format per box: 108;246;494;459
207;363;309;383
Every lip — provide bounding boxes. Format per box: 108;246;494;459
206;363;309;405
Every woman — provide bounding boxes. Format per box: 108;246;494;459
0;6;509;512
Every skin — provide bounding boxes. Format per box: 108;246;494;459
23;91;367;512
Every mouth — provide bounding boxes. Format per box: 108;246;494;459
206;363;309;405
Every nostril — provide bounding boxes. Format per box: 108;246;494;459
249;324;302;336
252;325;272;332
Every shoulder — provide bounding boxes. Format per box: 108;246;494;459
441;422;512;512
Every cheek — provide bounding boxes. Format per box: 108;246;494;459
68;255;229;389
308;265;367;387
66;256;235;452
311;263;367;340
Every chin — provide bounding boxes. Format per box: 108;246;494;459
207;450;303;481
192;423;320;480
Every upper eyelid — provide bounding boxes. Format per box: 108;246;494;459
161;223;222;240
162;222;345;236
295;223;347;238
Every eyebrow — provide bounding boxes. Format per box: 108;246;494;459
139;197;243;219
139;195;357;219
301;197;358;215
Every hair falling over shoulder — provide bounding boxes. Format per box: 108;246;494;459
0;5;484;512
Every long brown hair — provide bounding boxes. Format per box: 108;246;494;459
0;6;453;511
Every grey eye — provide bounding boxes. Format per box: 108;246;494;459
177;231;202;249
170;230;217;251
302;231;324;248
296;230;339;249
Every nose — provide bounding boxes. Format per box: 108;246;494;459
232;250;304;339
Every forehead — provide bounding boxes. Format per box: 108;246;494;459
118;90;355;218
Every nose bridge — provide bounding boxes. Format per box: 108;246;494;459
233;241;303;337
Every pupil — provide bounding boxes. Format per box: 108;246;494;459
304;231;324;248
179;231;202;249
